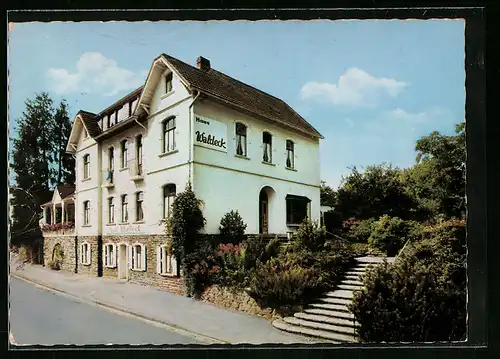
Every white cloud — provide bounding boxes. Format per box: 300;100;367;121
300;68;408;107
385;107;451;124
47;52;145;96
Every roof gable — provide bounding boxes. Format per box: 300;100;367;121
162;54;323;139
66;111;100;153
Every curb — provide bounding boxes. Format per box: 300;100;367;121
10;273;228;345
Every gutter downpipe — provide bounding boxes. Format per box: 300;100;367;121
188;90;201;188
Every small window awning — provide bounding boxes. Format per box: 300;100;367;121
286;194;311;202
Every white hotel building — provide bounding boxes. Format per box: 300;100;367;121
41;54;323;293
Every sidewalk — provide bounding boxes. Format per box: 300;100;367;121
9;261;317;345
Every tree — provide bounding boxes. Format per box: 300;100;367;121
53;100;75;185
402;122;466;220
168;182;206;264
320;180;336;207
334;164;420;222
10;93;55;245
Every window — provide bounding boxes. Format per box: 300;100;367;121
163;184;176;219
131;243;146;271
162;117;176;153
121;195;129;223
107;114;113;128
83;154;90;179
83;201;90;225
80;242;91;265
136;135;143;175
263;132;272;163
104;243;116;268
165;72;173;94
115;108;119;124
136;192;144;222
286;140;295;169
108;197;115;224
286;195;310;226
157;246;178;276
128;101;133;117
121;140;128;168
236;123;247;157
107;147;114;183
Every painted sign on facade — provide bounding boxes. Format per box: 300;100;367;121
193;114;227;153
108;224;143;234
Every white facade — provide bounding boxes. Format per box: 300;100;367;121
67;55;322;238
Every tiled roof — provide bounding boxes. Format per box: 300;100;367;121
164;54;323;139
78;110;101;138
57;184;75;199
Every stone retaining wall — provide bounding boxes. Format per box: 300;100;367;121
43;235;77;273
77;236;99;277
200;285;283;320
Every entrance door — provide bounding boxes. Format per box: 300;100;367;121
259;190;269;234
118;244;128;280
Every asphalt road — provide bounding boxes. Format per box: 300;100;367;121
9;277;202;345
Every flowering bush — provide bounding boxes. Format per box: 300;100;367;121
213;243;247;289
42;222;74;232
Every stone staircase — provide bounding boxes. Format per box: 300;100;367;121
272;256;395;343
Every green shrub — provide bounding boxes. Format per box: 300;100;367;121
292;219;327;252
18;246;31;262
347;218;376;243
182;238;217;297
169;182;206;264
47;260;60;270
241;235;281;271
349;222;466;342
368;215;423;256
219;210;247;243
213;243;248;289
249;254;322;306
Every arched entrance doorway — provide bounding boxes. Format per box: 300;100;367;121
259;186;276;234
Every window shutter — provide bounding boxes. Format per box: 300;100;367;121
88;244;92;265
171;255;178;276
128;245;133;269
141;244;147;271
104;245;108;267
112;244;117;267
156;246;161;274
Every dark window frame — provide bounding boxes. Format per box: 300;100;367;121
163;184;176;219
286;140;295;169
136;191;144;222
165;72;173;94
236;123;247;157
286;195;310;226
83;154;90;179
262;132;273;163
162;117;176;153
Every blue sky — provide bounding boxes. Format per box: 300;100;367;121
8;20;465;189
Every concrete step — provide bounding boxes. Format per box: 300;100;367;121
345;271;364;277
310;302;350;312
324;289;355;299
356;256;393;264
344;274;361;281
304;308;355;320
341;279;364;286
273;319;354;343
351;267;368;273
284;316;357;336
337;284;364;291
321;294;351;305
294;312;359;328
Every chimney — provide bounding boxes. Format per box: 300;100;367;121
196;56;211;71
